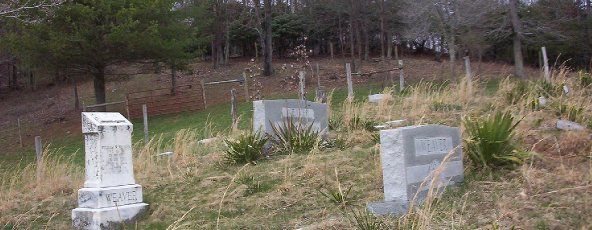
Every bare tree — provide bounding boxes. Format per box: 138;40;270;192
402;0;500;77
509;0;525;78
0;0;63;22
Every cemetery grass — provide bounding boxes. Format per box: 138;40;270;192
2;73;592;228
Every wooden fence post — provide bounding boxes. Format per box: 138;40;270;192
74;80;80;111
143;104;149;143
542;47;551;82
230;89;238;129
17;118;23;147
316;63;321;89
200;80;208;109
35;136;42;182
242;72;250;102
125;94;131;119
398;60;405;92
299;71;306;101
464;56;473;97
346;63;354;100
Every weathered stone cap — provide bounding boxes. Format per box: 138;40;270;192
82;112;132;134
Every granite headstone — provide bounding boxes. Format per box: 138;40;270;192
253;99;328;136
367;125;463;215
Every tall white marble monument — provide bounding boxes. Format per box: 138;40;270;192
72;113;148;229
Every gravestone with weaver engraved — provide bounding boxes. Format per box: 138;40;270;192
367;125;463;215
253;99;328;136
72;113;148;229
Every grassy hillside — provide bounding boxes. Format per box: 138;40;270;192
1;71;591;229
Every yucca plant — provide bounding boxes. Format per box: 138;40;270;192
318;168;352;206
223;132;268;165
504;80;528;105
347;209;386;230
270;117;320;154
321;138;349;150
329;115;343;130
318;186;352;206
534;80;564;98
554;103;584;122
464;111;528;168
580;72;592;87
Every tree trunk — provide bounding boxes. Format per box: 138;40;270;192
449;35;457;78
29;71;34;90
477;48;483;74
380;0;386;62
435;36;442;62
329;41;334;59
387;32;392;60
74;79;80;111
509;0;525;78
93;67;107;112
338;15;345;59
263;0;273;76
10;65;17;90
363;26;369;61
224;8;230;64
254;42;259;59
171;64;177;94
349;13;356;71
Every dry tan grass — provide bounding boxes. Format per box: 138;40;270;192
1;67;591;229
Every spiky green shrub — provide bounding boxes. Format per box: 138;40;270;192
535;80;564;97
464;111;529;168
431;101;463;111
318;186;352;206
504;80;528;104
554;103;584;122
346;114;378;131
579;72;592;87
223;132;268;165
348;209;386;230
322;138;349;150
370;132;380;144
329;115;343;130
271;117;320;154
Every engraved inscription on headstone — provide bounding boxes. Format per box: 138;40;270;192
414;137;453;156
72;113;148;230
367;125;463;216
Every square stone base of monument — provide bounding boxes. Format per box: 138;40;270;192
72;203;148;230
366;201;408;216
78;184;143;208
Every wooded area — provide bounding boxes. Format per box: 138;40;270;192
0;0;591;109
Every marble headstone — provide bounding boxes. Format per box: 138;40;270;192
253;99;328;136
367;125;463;215
556;119;586;131
72;113;148;229
368;94;390;103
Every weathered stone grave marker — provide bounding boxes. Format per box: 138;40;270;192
72;113;148;229
556;119;585;131
253;99;328;136
367;125;463;215
368;94;391;103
